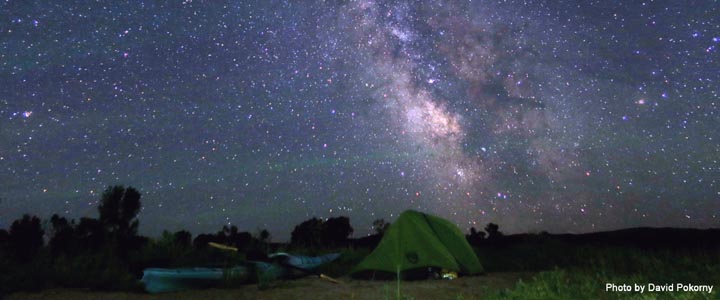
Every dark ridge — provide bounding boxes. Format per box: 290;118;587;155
470;227;720;249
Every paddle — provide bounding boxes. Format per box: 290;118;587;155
209;242;239;252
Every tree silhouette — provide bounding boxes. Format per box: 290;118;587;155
173;230;192;248
232;232;253;250
98;185;141;242
466;227;486;245
193;233;217;249
258;229;270;243
325;216;353;246
291;217;325;247
9;214;44;261
49;214;76;256
75;217;105;250
216;225;250;249
290;216;353;247
372;219;391;235
485;223;503;241
0;228;8;250
255;229;271;254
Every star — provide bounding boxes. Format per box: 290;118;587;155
0;0;717;239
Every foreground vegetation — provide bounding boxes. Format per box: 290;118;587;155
477;241;720;300
0;185;357;296
2;185;719;299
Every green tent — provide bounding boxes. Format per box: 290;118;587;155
352;210;483;277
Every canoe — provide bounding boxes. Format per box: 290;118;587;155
141;253;340;293
141;265;250;294
269;252;342;270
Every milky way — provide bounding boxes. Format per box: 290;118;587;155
1;1;719;240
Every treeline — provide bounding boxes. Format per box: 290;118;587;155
0;187;151;261
4;184;720;298
0;185;363;295
1;186;147;294
3;183;634;296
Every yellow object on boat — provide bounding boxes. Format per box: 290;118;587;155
441;269;458;280
208;242;238;252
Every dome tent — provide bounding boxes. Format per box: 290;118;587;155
352;210;483;279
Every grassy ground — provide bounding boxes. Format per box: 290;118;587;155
478;243;720;300
486;269;718;300
7;269;717;300
6;243;720;299
6;272;531;300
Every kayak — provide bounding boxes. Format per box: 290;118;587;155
141;265;249;294
141;253;340;293
269;252;342;270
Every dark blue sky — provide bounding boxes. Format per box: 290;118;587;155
1;0;718;240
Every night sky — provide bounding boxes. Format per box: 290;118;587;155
1;0;719;240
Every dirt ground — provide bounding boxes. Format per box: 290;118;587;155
7;272;532;300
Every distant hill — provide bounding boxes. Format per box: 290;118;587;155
483;227;720;248
349;227;720;250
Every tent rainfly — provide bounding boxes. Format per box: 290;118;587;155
352;210;483;278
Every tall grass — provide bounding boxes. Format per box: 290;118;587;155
484;244;720;300
4;235;719;300
487;268;719;300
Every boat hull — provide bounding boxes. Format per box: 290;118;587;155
141;266;250;294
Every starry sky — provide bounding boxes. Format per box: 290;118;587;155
1;0;719;240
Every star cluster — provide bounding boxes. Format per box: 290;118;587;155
1;0;718;239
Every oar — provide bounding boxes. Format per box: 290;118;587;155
271;257;344;284
209;242;238;252
320;274;344;284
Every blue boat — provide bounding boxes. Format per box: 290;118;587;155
141;265;250;294
269;252;341;270
141;253;340;293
